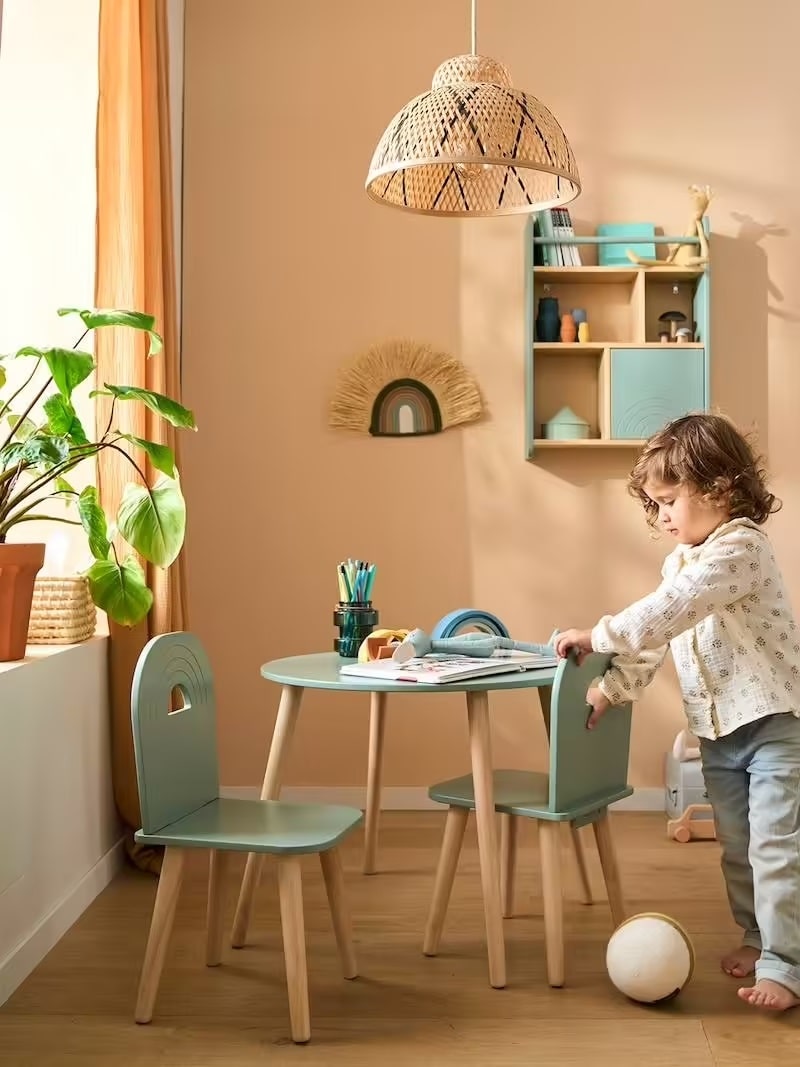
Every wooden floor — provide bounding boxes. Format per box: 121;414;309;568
1;812;798;1065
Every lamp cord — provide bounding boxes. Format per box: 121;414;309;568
470;0;477;54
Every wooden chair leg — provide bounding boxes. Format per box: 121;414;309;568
135;847;185;1024
231;683;304;948
500;813;518;918
277;856;311;1044
231;853;264;949
570;824;593;905
538;821;565;988
319;848;357;979
206;849;229;966
363;691;387;875
592;809;626;928
423;806;468;956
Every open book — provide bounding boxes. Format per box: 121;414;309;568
339;652;558;684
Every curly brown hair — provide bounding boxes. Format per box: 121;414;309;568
628;413;780;527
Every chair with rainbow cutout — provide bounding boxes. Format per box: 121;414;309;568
130;631;363;1044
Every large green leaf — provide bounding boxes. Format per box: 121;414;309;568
1;433;69;470
44;394;90;445
58;307;162;356
0;364;5;389
93;384;196;430
5;414;37;440
17;346;94;399
85;556;153;626
118;433;176;478
78;486;111;560
117;476;186;567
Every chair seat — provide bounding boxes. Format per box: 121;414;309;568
135;797;363;854
429;769;632;821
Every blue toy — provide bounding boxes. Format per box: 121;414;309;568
393;610;557;665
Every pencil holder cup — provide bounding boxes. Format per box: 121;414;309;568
333;601;379;658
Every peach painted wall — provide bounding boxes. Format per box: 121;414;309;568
180;0;800;790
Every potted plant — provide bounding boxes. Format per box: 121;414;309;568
0;307;196;661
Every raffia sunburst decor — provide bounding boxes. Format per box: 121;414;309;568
329;339;483;437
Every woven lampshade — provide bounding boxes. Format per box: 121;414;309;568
365;52;580;217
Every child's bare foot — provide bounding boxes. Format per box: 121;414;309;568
721;945;760;978
738;979;800;1011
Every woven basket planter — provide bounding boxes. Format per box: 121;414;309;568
27;575;97;645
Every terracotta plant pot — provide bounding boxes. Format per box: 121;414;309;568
0;542;46;661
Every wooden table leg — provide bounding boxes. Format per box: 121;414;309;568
467;689;506;989
231;684;304;948
363;691;387;875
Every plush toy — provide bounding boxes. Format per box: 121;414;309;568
392;627;557;664
626;184;711;269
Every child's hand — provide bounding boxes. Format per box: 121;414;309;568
586;686;610;729
555;628;593;662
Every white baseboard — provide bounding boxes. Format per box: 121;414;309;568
222;785;665;812
0;837;125;1007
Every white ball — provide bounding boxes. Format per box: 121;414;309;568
606;913;694;1003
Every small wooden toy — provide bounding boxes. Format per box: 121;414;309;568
358;629;410;662
543;406;590;440
667;804;716;844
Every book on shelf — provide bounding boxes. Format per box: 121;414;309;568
535;207;582;267
339;651;559;684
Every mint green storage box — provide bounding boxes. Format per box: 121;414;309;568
596;223;656;266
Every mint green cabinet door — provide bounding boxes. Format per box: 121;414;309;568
610;348;706;439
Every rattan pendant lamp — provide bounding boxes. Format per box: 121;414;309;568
365;0;581;217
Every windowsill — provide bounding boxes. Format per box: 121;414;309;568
0;633;109;677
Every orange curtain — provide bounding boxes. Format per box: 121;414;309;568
95;0;188;871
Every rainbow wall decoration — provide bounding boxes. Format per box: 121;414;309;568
369;378;442;436
329;339;483;438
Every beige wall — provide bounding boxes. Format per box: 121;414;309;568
181;0;800;790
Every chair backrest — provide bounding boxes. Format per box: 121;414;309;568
131;631;219;834
548;652;633;814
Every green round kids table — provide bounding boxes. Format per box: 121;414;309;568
230;651;557;989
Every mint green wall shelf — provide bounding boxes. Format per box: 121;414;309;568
524;220;711;459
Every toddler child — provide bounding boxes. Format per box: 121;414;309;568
556;413;800;1011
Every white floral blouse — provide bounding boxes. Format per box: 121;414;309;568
592;518;800;740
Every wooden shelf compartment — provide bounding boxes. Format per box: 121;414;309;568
530;349;600;442
644;276;698;343
531;438;645;449
533;274;641;345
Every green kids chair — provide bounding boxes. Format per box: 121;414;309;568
424;652;632;987
130;632;363;1043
